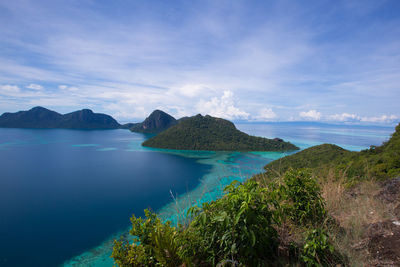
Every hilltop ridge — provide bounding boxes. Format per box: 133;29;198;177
260;123;400;181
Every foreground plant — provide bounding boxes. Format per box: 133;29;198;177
112;170;345;266
112;209;183;267
183;180;280;266
278;169;327;226
301;228;335;267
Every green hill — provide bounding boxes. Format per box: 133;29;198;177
142;114;299;151
0;106;121;129
262;123;400;181
130;110;177;133
59;109;121;129
262;144;354;178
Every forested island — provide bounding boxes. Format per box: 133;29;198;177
0;106;121;129
113;123;400;267
142;114;299;151
0;107;297;153
0;107;177;133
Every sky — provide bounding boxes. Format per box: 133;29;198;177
0;0;399;124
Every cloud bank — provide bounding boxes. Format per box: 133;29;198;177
0;0;398;124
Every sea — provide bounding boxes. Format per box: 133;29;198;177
0;122;395;267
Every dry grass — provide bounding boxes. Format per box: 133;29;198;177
245;168;397;266
320;170;391;266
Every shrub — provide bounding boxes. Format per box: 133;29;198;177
112;171;342;266
301;228;335;267
277;169;326;226
183;180;279;266
112;209;183;267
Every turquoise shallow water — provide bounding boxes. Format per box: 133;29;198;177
63;150;289;267
0;123;394;266
62;122;395;267
0;129;210;267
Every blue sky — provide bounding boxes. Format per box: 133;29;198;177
0;0;399;124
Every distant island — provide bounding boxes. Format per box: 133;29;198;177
130;110;177;134
0;107;298;152
0;106;121;129
142;114;299;151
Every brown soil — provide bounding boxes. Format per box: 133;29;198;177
394;204;400;219
367;220;400;266
376;177;400;204
367;177;400;266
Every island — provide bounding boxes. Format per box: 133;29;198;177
114;123;400;267
142;114;299;151
130;109;177;133
0;106;121;129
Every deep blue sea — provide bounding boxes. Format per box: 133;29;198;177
0;122;395;267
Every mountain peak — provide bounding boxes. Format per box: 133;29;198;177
130;110;177;134
29;106;53;112
80;109;93;114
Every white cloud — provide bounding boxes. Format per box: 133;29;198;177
0;2;399;120
329;113;361;122
67;86;79;92
0;84;20;93
256;108;277;121
0;84;20;96
105;103;148;121
196;90;249;120
361;115;398;123
25;97;81;108
172;84;210;98
299;110;321;121
328;113;398;124
58;85;79;91
26;83;43;90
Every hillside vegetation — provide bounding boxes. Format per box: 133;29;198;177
113;170;343;266
113;123;400;266
143;114;299;151
262;123;400;182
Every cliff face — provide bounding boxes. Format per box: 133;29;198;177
130;110;177;133
0;107;121;129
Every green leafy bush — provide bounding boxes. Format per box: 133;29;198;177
301;228;334;267
184;180;279;266
112;171;344;266
277;169;326;226
112;209;183;267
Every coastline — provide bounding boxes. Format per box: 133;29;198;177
58;124;393;266
63;149;285;266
